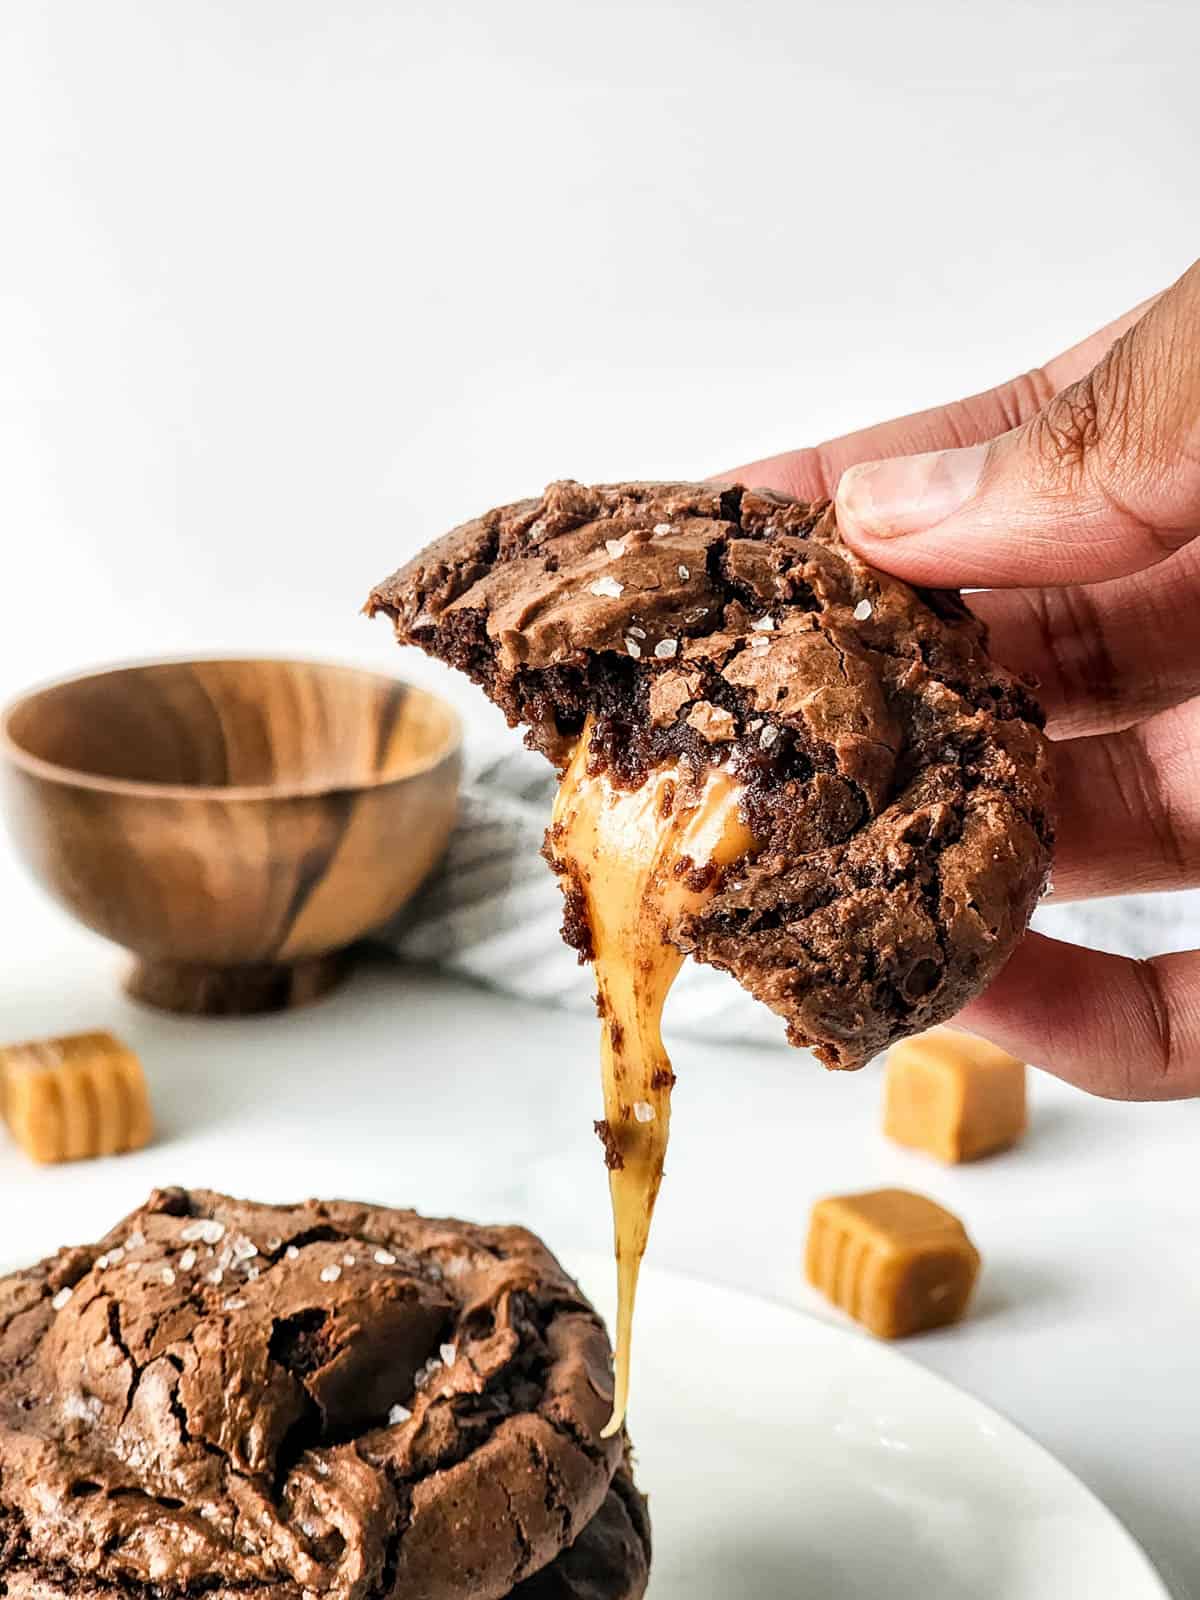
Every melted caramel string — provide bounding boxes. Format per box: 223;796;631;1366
551;722;753;1437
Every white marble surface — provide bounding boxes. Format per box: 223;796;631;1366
0;847;1197;1597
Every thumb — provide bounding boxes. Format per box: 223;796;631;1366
835;261;1200;589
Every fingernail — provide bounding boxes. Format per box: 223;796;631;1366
836;443;987;539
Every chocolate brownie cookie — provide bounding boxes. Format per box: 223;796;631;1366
0;1189;649;1600
368;479;1054;1067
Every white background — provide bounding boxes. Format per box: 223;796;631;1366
1;3;1199;1596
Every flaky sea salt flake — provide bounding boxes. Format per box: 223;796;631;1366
605;537;627;558
654;638;678;659
181;1220;224;1246
853;598;873;621
285;1245;300;1261
375;1249;397;1265
624;636;642;659
388;1404;412;1425
751;615;775;632
633;1101;656;1123
179;1248;197;1271
678;564;690;580
63;1392;102;1423
343;1253;356;1267
589;575;624;599
440;1342;458;1366
759;724;779;749
51;1287;73;1312
653;522;672;535
161;1267;176;1286
320;1265;342;1283
231;1236;258;1262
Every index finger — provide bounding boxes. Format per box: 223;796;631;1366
719;296;1160;502
955;931;1200;1101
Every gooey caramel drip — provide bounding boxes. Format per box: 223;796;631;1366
550;721;754;1436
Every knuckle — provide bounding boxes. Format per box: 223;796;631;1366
1096;730;1188;883
1030;330;1147;478
1027;585;1119;714
1131;957;1178;1089
1027;328;1188;554
1030;370;1102;480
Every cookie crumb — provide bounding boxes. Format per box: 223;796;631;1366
594;1119;625;1171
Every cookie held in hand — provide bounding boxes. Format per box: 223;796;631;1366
368;479;1054;1069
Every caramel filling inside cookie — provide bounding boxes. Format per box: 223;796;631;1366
551;719;753;1435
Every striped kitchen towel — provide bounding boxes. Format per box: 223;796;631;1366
378;739;1200;1046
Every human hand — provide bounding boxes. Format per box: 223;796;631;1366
724;261;1200;1099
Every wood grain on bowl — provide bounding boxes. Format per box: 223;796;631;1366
1;660;461;1015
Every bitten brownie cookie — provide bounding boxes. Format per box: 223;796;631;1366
0;1189;650;1600
368;479;1054;1069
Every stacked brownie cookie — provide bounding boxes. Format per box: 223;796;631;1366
0;1189;650;1600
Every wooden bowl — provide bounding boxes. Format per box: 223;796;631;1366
0;659;461;1015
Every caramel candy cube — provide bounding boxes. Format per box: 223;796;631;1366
1;1031;153;1164
806;1188;980;1339
883;1028;1026;1163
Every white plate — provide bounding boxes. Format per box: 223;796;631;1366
571;1251;1167;1600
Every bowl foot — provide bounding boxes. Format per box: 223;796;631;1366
125;952;350;1016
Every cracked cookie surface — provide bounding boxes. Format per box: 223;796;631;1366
0;1189;646;1600
368;479;1055;1067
